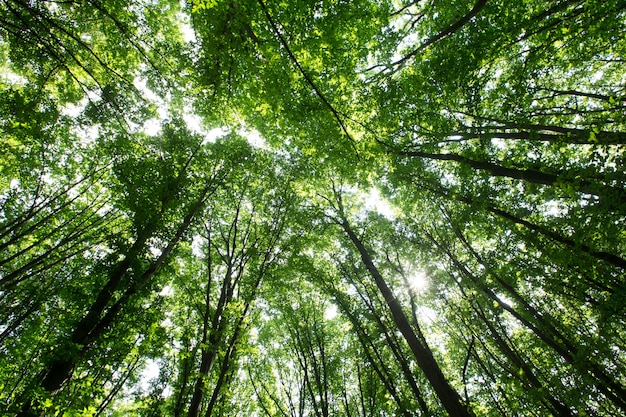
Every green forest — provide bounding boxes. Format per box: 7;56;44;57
1;0;625;415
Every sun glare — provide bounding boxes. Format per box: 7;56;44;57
408;270;429;293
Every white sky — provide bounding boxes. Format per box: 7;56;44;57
364;188;396;220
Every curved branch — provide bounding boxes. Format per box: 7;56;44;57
256;0;359;158
370;0;488;75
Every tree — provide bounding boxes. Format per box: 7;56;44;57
164;146;295;417
319;185;475;417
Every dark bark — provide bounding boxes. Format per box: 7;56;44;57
247;368;283;417
433;128;626;145
0;215;114;291
186;263;240;417
480;306;572;416
290;319;324;417
94;354;142;417
536;87;626;104
459;114;626;145
173;333;195;417
482;204;626;270
186;264;228;417
360;291;431;416
332;291;413;417
203;281;260;417
187;190;284;417
0;298;40;344
0;198;111;270
374;0;489;73
419;180;626;270
340;267;432;416
0;164;110;247
203;335;237;417
455;284;573;416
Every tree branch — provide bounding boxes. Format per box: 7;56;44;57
256;0;359;158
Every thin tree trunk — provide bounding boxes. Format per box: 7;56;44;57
378;0;489;73
94;354;142;416
456;283;573;416
173;332;196;417
204;298;253;417
419;179;626;270
422;227;626;412
333;291;412;417
0;164;110;246
430;128;626;145
463;114;626;145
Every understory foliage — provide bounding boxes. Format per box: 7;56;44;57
1;0;625;416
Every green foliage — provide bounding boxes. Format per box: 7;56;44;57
1;0;625;416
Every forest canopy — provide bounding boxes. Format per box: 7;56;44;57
0;0;625;416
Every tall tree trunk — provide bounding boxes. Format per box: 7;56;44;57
332;290;414;417
204;299;253;417
430;128;626;145
336;210;475;417
422;227;626;412
365;297;432;415
186;276;234;417
454;283;573;416
173;332;196;417
418;179;626;270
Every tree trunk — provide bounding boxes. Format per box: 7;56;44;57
332;290;413;417
419;179;626;270
423;227;626;412
338;214;475;417
459;285;573;416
